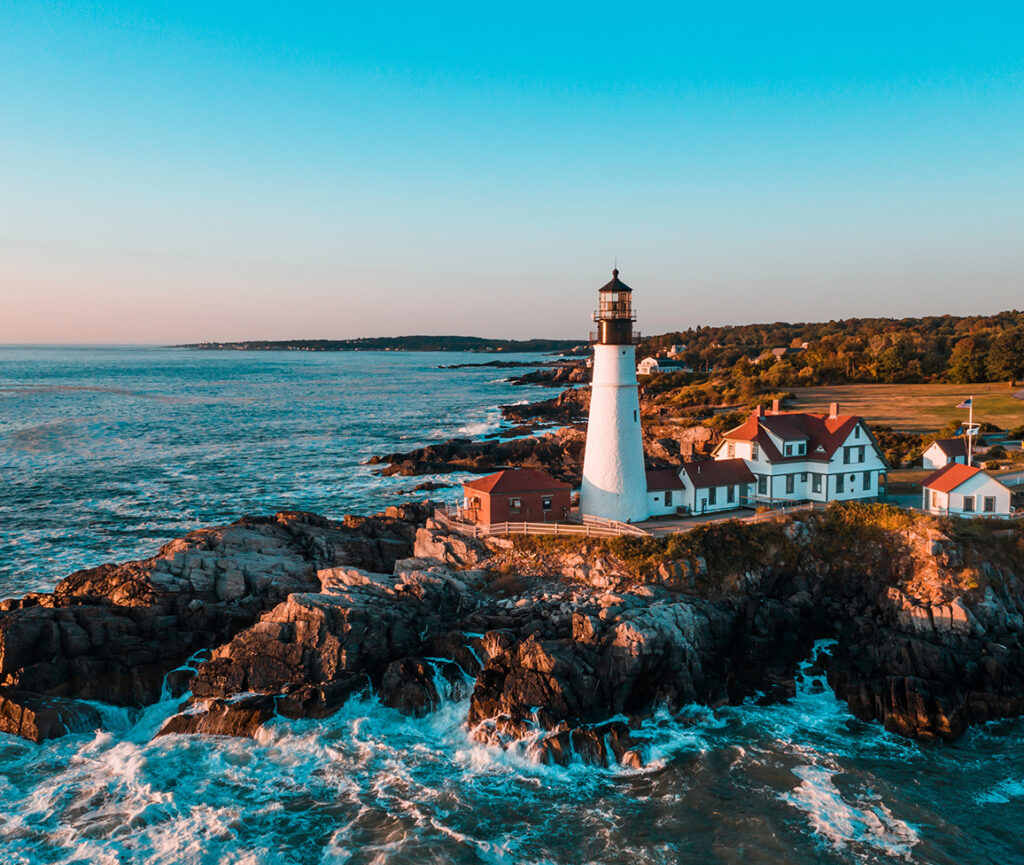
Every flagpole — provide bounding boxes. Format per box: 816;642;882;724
968;395;974;466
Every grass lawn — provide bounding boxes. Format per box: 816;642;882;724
787;382;1024;432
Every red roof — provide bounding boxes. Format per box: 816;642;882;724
645;468;685;491
921;462;983;493
930;438;967;458
720;410;871;464
680;459;755;489
462;468;570;495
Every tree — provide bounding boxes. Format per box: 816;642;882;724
949;338;987;383
986;327;1024;383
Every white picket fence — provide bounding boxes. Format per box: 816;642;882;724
432;508;650;540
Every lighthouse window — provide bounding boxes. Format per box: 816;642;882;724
634;410;637;422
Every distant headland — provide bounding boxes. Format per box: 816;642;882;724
174;336;581;353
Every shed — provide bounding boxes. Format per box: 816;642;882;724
461;468;571;525
922;438;967;470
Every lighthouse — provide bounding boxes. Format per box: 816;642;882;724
580;269;650;523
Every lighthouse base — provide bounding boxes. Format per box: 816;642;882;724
580;343;649;523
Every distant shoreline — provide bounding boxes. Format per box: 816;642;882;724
173;336;582;353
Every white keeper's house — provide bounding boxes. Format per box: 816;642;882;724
921;463;1014;518
921;438;968;470
712;401;888;504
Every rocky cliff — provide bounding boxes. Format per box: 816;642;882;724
2;503;1022;768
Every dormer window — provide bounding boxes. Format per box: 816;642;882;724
854;425;861;439
798;442;806;455
785;444;793;456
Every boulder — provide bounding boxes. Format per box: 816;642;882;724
0;691;102;742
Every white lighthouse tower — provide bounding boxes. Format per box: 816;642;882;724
580;269;649;523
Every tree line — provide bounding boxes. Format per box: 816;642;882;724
641;311;1024;385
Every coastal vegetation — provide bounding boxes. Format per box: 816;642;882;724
640;310;1024;386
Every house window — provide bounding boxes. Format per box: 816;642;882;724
785;475;795;494
931;490;939;508
812;474;822;493
727;485;736;503
751;442;759;460
984;496;996;513
785;444;793;456
857;446;865;462
798;442;806;455
541;496;553;510
863;471;871;490
757;475;768;495
854;426;861;439
963;496;975;512
836;474;845;493
843;447;851;464
509;498;522;514
708;487;717;505
727;442;735;458
665;490;673;506
800;472;808;482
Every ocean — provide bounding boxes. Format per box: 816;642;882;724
1;346;1022;865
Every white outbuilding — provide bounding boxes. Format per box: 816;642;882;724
921;463;1014;518
922;438;968;470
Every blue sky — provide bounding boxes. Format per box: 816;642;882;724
2;1;1022;342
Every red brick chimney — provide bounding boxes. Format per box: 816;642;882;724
755;404;764;417
829;401;839;419
771;398;781;414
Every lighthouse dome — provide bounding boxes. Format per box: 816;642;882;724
598;268;633;293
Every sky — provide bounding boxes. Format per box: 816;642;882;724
1;1;1023;343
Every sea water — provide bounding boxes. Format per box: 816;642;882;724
1;347;1022;864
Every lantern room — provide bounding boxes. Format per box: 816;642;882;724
591;269;639;345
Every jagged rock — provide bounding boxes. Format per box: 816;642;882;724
379;657;469;716
0;691;102;742
413;528;485;568
368;426;588;485
160;563;475;736
157;694;277;738
0;509;427;739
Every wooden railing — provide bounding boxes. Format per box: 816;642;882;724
580;513;650;537
433;508;650;540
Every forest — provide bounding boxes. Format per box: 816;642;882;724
640;311;1024;386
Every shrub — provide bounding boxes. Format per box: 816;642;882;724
985;460;1001;470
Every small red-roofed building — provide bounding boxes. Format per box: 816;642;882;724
922;438;968;470
712;401;888;504
921;464;1013;518
460;468;571;525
